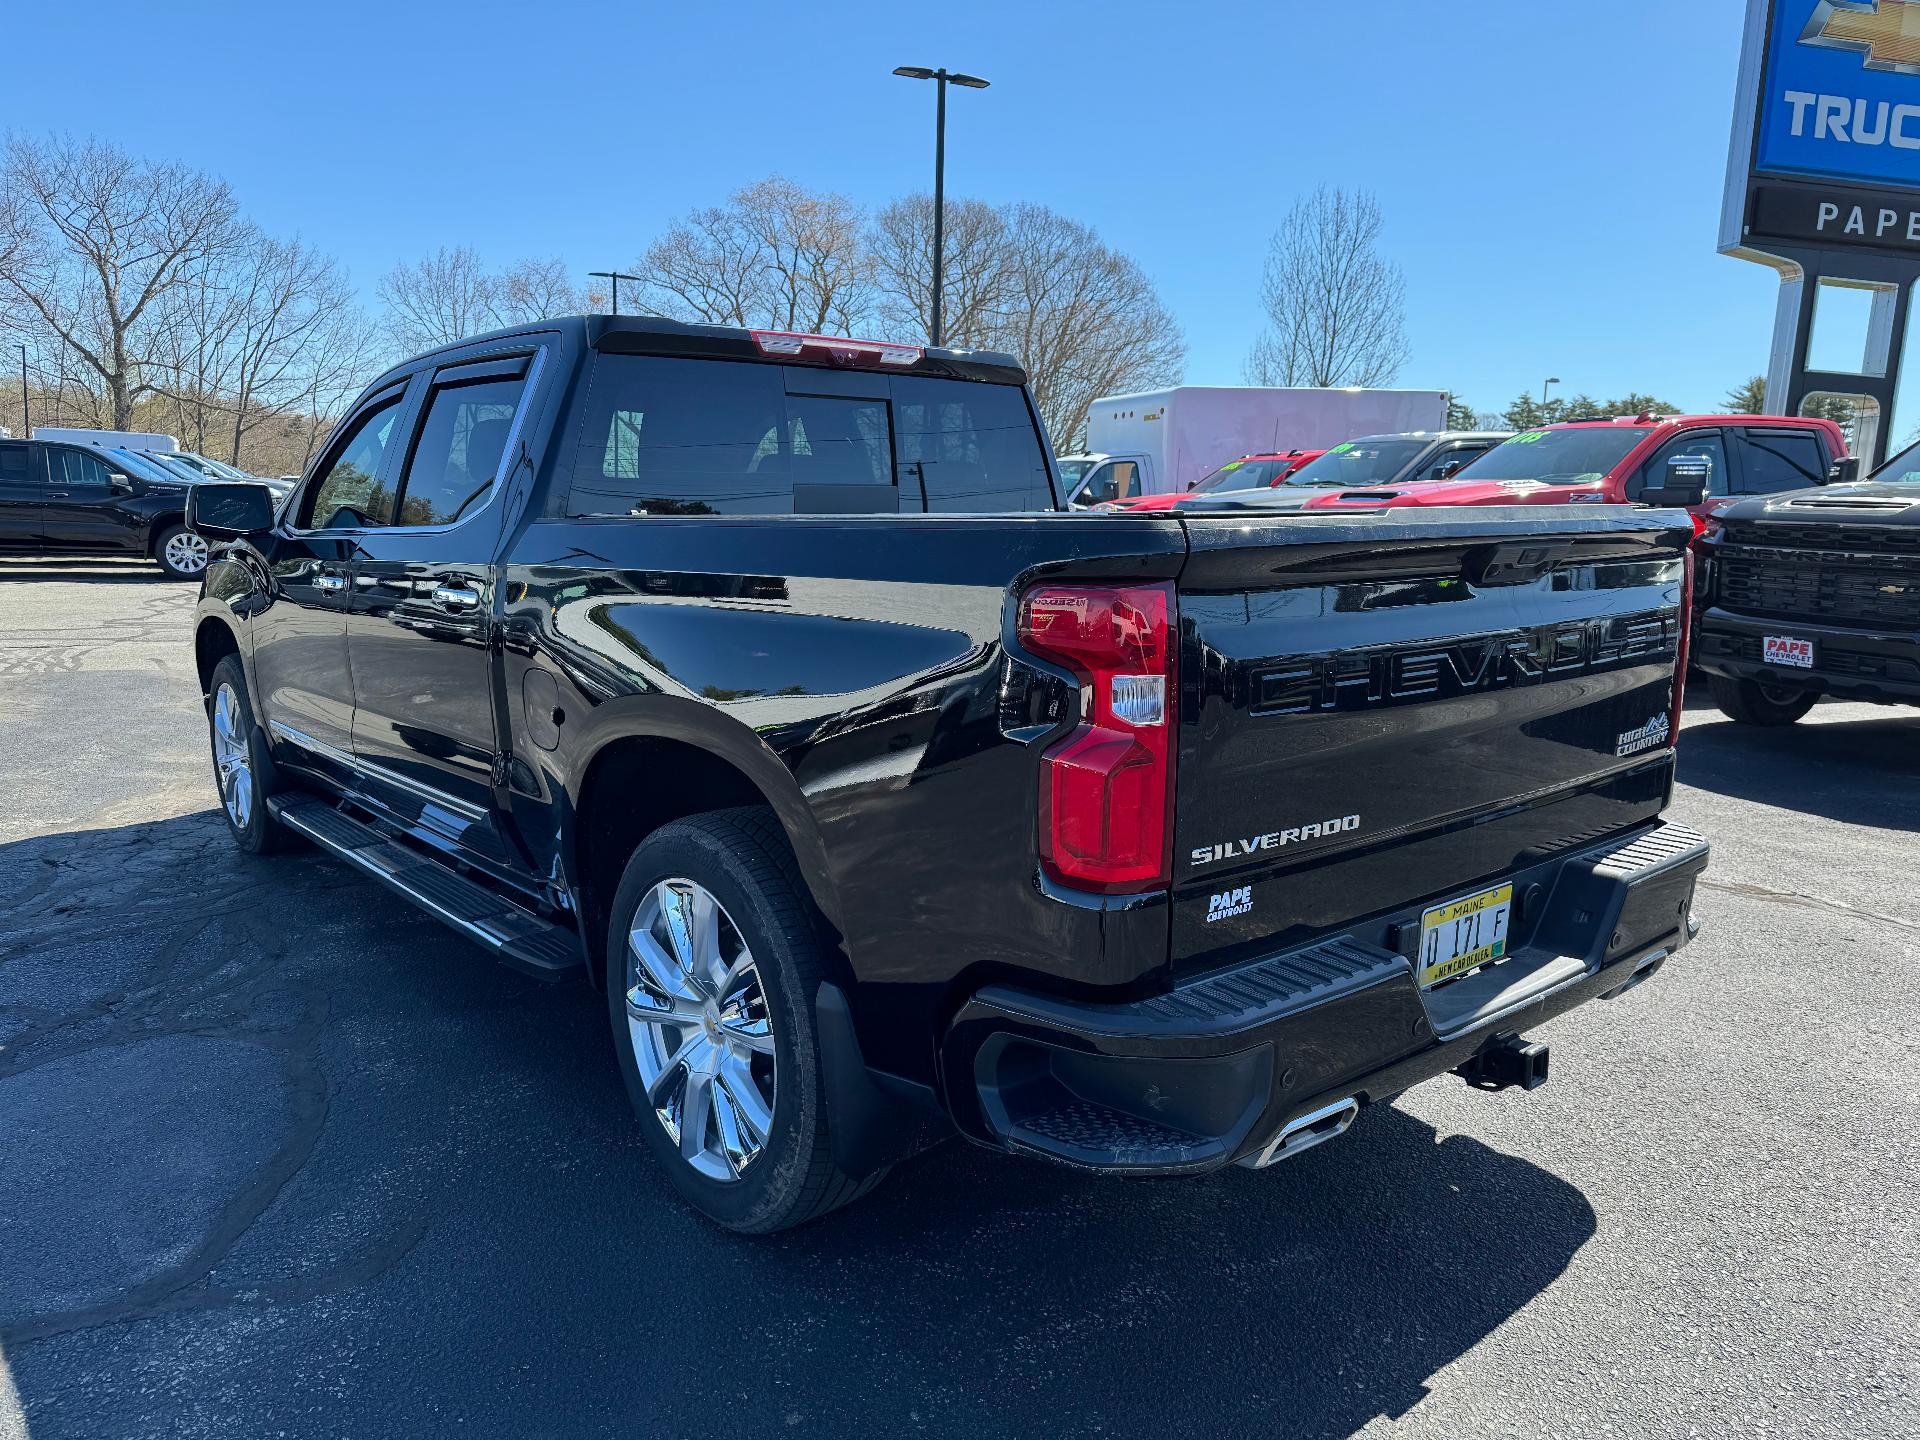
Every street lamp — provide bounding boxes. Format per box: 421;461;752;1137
893;65;990;348
1542;376;1562;406
589;270;642;318
17;344;27;438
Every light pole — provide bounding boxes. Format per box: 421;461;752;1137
1542;376;1562;407
17;344;26;438
892;65;990;348
589;271;642;318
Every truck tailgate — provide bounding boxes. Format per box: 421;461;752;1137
1171;509;1691;971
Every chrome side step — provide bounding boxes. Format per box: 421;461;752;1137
271;794;584;981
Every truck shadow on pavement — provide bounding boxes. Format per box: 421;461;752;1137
1678;708;1920;831
0;810;1597;1439
0;557;171;585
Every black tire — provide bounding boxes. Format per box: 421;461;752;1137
1706;673;1818;727
153;522;210;581
206;655;295;854
605;807;884;1233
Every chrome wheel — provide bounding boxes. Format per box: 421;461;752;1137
625;879;777;1181
211;683;254;829
164;529;209;575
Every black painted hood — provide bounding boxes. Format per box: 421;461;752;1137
1720;483;1920;528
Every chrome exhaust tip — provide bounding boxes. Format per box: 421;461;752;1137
1244;1095;1361;1169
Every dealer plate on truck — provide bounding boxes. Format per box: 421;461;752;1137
1419;884;1513;988
1764;635;1814;669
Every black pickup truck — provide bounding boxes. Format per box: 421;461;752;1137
1697;440;1920;724
188;316;1710;1232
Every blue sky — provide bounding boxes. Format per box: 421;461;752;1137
3;0;1826;416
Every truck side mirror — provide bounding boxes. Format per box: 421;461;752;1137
187;482;278;539
1827;456;1860;485
108;471;133;494
1641;454;1711;509
1435;459;1465;481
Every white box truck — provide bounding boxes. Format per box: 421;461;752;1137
31;428;180;452
1058;386;1449;505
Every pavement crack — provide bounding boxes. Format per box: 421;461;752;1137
1699;877;1920;934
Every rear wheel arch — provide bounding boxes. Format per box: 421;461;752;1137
567;724;843;989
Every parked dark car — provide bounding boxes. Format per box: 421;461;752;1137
1696;439;1920;724
0;436;269;579
188;315;1709;1231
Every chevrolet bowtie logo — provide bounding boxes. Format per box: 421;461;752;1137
1801;0;1920;76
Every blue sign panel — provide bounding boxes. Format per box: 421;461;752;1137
1755;0;1920;192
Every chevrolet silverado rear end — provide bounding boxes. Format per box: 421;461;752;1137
192;314;1710;1230
947;506;1708;1172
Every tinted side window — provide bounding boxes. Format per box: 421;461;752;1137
1076;464;1121;505
1630;431;1728;501
0;444;29;481
303;397;405;529
47;448;113;489
1418;444;1489;481
1741;429;1826;494
395;375;526;526
891;376;1052;511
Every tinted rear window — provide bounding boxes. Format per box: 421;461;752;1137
570;356;1052;516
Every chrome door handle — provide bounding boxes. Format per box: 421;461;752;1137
46;491;70;499
314;574;347;594
432;584;481;611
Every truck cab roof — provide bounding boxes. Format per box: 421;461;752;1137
358;315;1029;394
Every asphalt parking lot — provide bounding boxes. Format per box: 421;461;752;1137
1;557;1916;1439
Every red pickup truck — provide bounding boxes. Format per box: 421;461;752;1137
1298;415;1853;528
1098;450;1325;512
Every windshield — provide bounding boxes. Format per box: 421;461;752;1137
102;448;192;485
1463;427;1649;484
1194;459;1291;494
1280;438;1427;488
1876;439;1920;484
176;451;251;480
1057;458;1096;489
139;452;210;484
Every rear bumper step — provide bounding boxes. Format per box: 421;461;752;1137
271;794;584;981
944;818;1707;1174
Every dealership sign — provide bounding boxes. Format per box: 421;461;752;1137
1724;0;1920;257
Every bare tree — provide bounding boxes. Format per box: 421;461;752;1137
869;194;1010;345
987;203;1184;450
634;177;875;333
144;229;363;466
495;256;585;325
378;246;498;353
287;304;387;474
0;136;244;427
377;247;586;354
1245;186;1409;389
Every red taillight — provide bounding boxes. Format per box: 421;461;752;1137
1018;583;1177;894
1669;549;1695;747
750;330;922;368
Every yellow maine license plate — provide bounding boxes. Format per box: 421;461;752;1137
1418;884;1514;989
